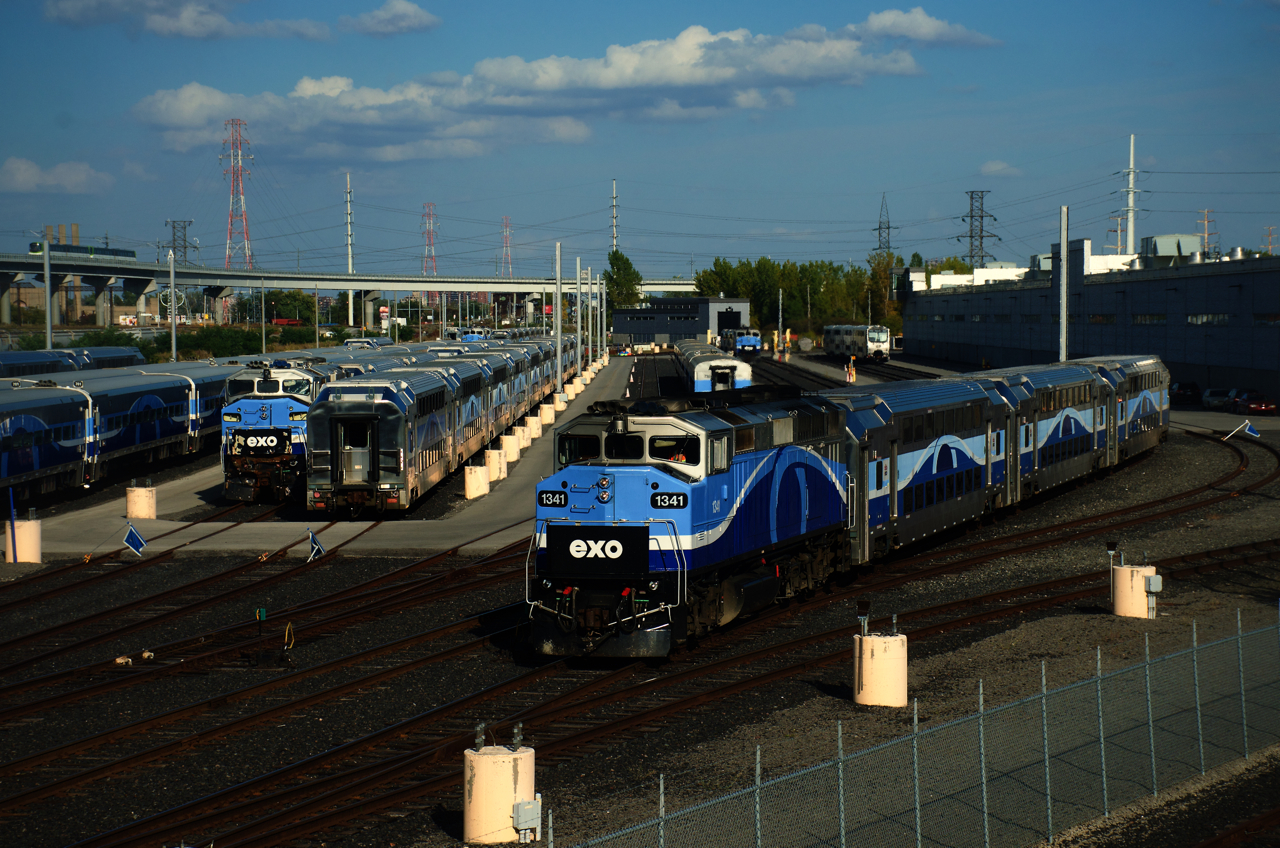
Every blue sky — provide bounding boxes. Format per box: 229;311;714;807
2;0;1277;281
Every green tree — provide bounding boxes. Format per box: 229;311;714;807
909;252;924;268
601;250;643;313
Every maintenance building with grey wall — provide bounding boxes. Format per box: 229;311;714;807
612;296;751;345
900;238;1280;398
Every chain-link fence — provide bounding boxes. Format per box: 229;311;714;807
559;615;1280;848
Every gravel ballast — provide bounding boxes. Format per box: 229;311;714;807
0;430;1276;848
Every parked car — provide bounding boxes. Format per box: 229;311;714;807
1171;381;1201;405
1227;390;1277;416
1202;388;1231;410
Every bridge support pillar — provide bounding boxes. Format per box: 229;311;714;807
83;276;113;327
0;273;15;325
204;286;233;325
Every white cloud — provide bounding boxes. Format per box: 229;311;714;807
980;160;1022;177
122;161;160;181
43;0;330;40
339;0;439;37
859;7;999;46
0;158;115;193
130;13;995;160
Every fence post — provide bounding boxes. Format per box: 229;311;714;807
838;721;846;848
659;774;665;848
979;680;990;848
913;699;922;848
1042;661;1053;844
1193;620;1205;775
1237;609;1249;759
1145;633;1157;796
1096;647;1109;817
755;745;762;848
548;809;554;848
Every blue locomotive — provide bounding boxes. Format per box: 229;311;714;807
527;355;1169;657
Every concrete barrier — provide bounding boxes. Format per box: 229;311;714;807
502;434;521;463
485;448;507;481
126;487;156;520
464;465;490;499
4;519;41;564
572;377;584;393
539;403;555;425
564;385;577;401
554;393;567;412
463;745;539;844
514;425;531;449
525;415;542;439
582;371;593;385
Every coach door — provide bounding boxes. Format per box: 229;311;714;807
337;419;375;485
846;441;869;566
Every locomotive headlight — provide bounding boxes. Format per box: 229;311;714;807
598;476;611;490
289;411;307;420
597;490;611;503
222;413;241;422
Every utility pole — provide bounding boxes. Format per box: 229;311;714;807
776;287;782;360
1198;210;1217;257
346;173;354;327
1264;226;1277;256
555;243;563;393
43;238;51;349
1059;206;1069;363
611;179;618;252
168;250;177;362
964;190;996;269
1107;216;1126;253
1123;134;1138;254
575;257;582;378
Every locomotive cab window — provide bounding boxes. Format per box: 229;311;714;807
650;435;699;465
605;434;644;460
557;433;600;465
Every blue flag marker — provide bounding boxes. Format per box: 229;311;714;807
308;528;325;562
1246;421;1261;438
123;524;147;557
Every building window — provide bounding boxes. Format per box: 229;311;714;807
1253;313;1280;326
1022;314;1042;324
1088;314;1116;325
950;314;965;322
1186;313;1228;326
933;315;944;322
1132;314;1166;326
971;315;983;322
993;314;1012;323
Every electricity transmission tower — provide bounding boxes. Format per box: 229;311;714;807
166;219;193;265
220;119;253;269
421;203;438;274
877;193;893;254
963;190;997;269
1198;210;1218;257
500;216;513;278
1106;215;1126;253
1264;226;1276;256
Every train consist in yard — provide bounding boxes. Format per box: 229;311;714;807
823;324;892;362
673;339;753;393
527;354;1169;657
719;329;763;356
0;334;572;505
306;336;574;512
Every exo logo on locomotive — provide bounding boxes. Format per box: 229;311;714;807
568;539;624;559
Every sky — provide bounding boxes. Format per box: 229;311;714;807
1;0;1277;283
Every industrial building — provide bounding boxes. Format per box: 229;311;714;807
899;237;1280;397
611;296;750;346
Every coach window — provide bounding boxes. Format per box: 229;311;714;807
876;461;884;490
558;433;601;465
913;415;924;442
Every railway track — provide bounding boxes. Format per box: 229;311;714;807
0;432;1272;847
748;355;843;391
66;528;1280;848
